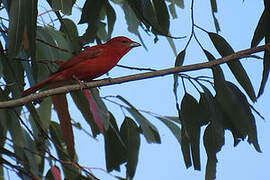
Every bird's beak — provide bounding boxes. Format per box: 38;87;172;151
129;41;141;48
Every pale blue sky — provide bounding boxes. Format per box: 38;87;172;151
68;1;270;180
4;0;270;179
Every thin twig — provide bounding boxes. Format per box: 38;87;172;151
0;43;268;108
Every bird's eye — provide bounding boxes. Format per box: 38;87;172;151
121;40;128;43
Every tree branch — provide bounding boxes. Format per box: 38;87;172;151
0;44;268;108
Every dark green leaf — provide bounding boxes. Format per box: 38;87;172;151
166;37;177;56
8;0;25;59
180;93;202;170
60;18;80;53
203;124;224;180
105;1;116;38
51;0;74;15
0;113;7;179
79;0;105;43
152;0;170;35
49;122;80;179
258;37;270;98
24;0;38;78
117;95;161;144
168;3;177;19
35;27;62;82
226;82;261;152
208;33;256;102
210;0;220;32
156;116;181;145
214;81;261;151
70;91;100;137
23;130;40;177
104;114;126;172
203;49;226;87
120;117;140;178
45;27;72;61
173;50;186;102
251;9;270;47
166;0;184;8
180;127;192;169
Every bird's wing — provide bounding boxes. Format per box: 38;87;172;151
55;45;103;73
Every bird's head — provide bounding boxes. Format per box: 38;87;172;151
105;36;141;50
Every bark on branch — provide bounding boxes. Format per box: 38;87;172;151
0;44;269;108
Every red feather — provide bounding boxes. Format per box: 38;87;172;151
22;36;141;96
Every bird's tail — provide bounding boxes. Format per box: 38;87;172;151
22;74;58;97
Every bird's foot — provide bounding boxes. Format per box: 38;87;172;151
72;75;88;91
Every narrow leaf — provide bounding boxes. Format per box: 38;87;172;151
51;94;75;159
70;91;100;137
83;89;104;133
258;37;270;98
173;50;186;102
51;166;62;180
120;117;140;179
208;32;256;102
49;122;80;179
181;93;202;170
89;88;110;130
203;124;224;180
156;116;181;145
251;9;270;47
8;0;25;59
105;1;116;38
152;0;170;35
117;95;161;143
226;82;261;152
104;113;126;172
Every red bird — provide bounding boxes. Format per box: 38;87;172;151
22;36;141;96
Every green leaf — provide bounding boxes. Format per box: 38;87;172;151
120;117;140;178
8;0;25;60
105;1;116;38
208;32;256;102
122;1;147;50
251;9;270;47
29;98;52;138
24;0;38;78
180;93;202;170
168;3;177;19
203;124;224;180
173;50;186;102
258;37;270;98
203;49;226;87
152;0;170;35
51;0;74;15
60;18;80;53
35;26;62;82
45;27;72;61
49;122;80;179
156;116;181;145
70;91;100;137
214;81;261;151
117;95;161;144
23;130;40;177
226;82;261;152
104;113;126;172
0;113;7;180
210;0;220;32
79;0;105;43
180;127;192;169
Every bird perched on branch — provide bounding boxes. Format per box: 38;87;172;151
22;36;141;96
